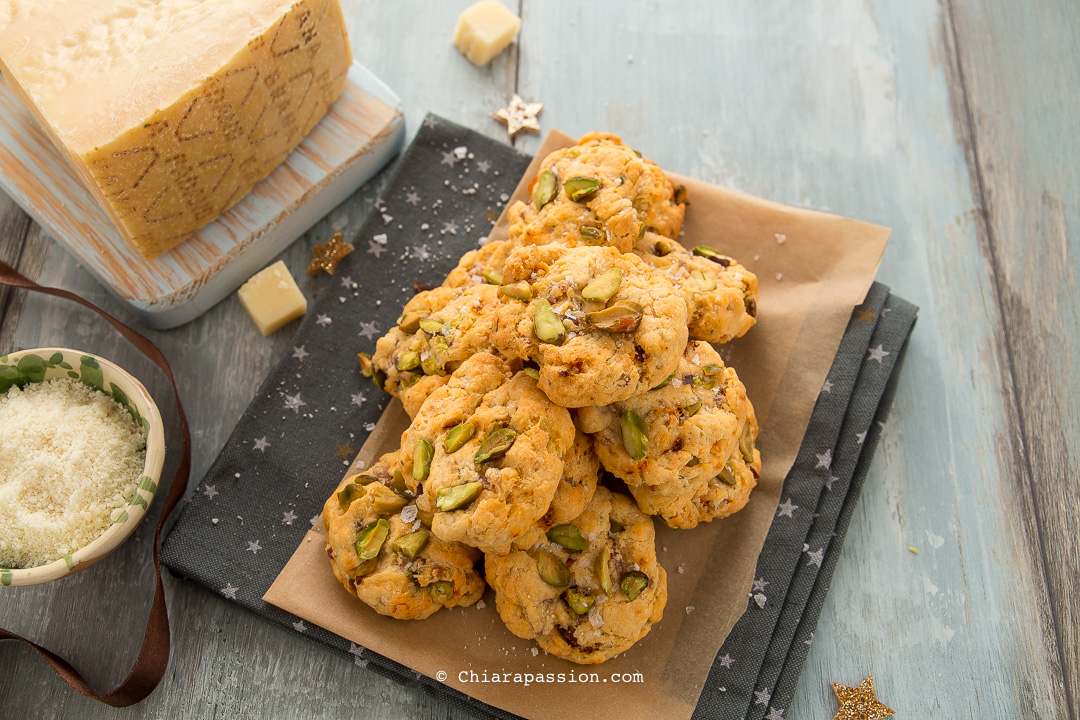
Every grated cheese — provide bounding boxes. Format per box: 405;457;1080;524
0;378;146;568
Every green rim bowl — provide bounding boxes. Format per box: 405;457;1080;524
0;348;165;587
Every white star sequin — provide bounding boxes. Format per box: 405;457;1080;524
358;321;379;340
292;346;309;361
815;449;832;469
752;577;769;592
776;498;798;518
221;584;238;600
822;378;833;393
867;344;890;363
282;510;298;525
351;392;366;408
316;314;332;327
253;437;270;452
442;220;459;235
293;620;307;633
718;654;734;668
246;540;262;554
367;240;387;258
405;191;420;205
755;689;772;706
476;160;490;173
412;244;431;261
203;484;218;499
856;430;867;445
284;393;306;413
440;150;457;167
807;548;824;567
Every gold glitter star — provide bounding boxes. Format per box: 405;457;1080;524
306;231;354;275
831;676;895;720
334;442;354;460
855;306;879;325
494;94;543;138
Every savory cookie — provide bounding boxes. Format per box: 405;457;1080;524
507;132;686;254
485;486;667;664
544;429;600;528
492;244;688;408
322;452;485;620
443;239;514;288
575;341;751;499
398;353;575;555
634;232;758;344
629;403;761;529
369;283;502;417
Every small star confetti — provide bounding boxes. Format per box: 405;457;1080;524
442;220;459;235
246;540;262;554
284;393;307;413
423;116;438;129
441;150;458;167
718;654;734;669
335;442;354;460
306;231;354;275
412;244;431;261
494;94;543;138
358;321;379;340
253;437;270;452
221;584;238;600
292;346;309;362
316;314;332;327
293;620;307;632
367;240;387;258
282;510;298;525
351;392;367;408
856;305;879;324
405;191;421;205
476;160;491;173
831;676;895;720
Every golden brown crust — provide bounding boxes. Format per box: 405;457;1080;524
492;244;688;407
443;240;515;288
399;353;576;555
486;487;667;664
322;452;485;619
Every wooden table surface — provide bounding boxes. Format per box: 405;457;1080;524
1;2;1076;718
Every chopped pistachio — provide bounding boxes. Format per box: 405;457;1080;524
739;423;756;463
482;268;504;285
673;184;689;205
534;170;557;210
620;411;649;461
717;463;738;487
398;372;420;390
652;373;675;390
430;580;454;602
685;456;701;467
692;245;732;267
546;524;587;551
564;176;601;202
436;481;483;511
418;318;443;335
609;519;625;533
413;438;434;481
702;364;723;375
533;299;566;344
692;269;716;292
582;268;623;302
355;519;389;560
653;238;676;256
392;529;431;559
580;225;604;244
565;589;595;615
499;281;532;302
474;427;517;463
620;570;650;601
444;423;475;454
595;546;614;595
397;311;423;333
336;482;366;511
371;485;409;515
637;222;647;241
685;399;703;416
353;558;378;577
416;507;435;528
587;301;643;333
744;296;758;318
523;367;540;380
357;352;375;377
392;468;415;499
397;351;420;371
537;550;570;587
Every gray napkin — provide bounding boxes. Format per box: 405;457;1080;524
161;115;917;720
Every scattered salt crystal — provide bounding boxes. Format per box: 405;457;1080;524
412;519;422;532
373;233;388;245
382;214;393;225
477;599;487;610
420;223;430;231
453;146;468;159
400;505;418;523
753;593;767;609
776;273;783;281
530;647;539;657
677;564;685;574
212;518;219;524
588;606;605;628
775;233;786;244
685;606;695;615
670;377;683;389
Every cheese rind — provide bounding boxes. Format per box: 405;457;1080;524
237;260;307;336
453;1;521;66
0;0;352;259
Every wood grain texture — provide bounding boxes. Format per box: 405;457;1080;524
1;1;1076;718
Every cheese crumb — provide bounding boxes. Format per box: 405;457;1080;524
0;378;146;568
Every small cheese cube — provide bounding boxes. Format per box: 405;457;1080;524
453;1;522;66
238;261;307;337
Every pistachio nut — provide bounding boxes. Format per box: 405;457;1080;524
620;570;650;601
744;296;758;318
692;245;732;267
637;222;647;241
653;238;676;257
413;438;434;482
353;558;378;577
436;481;483;511
397;351;420;371
533;299;566;344
620;411;649;461
499;281;532;302
692;269;716;292
581;268;623;302
537;549;570;587
685;456;701;467
587;301;643;333
546;524;588;551
371;484;409;515
430;580;454;602
565;589;595;615
595;546;614;595
336;482;366;511
474;427;517;463
685;399;703;416
357;352;375;377
717;462;738;487
392;468;415;499
652;373;675;390
580;225;604;244
392;529;431;559
564;176;601;202
418;318;443;335
739;423;757;463
673;184;689;205
443;423;476;454
523;367;540;380
397;311;423;333
534;170;557;211
355;519;389;560
482;268;504;285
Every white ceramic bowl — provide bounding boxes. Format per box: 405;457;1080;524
0;347;165;587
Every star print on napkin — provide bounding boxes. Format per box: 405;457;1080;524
494;94;543;138
831;676;895;720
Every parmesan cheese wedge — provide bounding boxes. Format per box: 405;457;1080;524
0;0;352;259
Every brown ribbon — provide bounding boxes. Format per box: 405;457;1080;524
0;260;190;707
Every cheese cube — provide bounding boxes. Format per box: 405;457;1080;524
237;261;307;336
0;0;352;259
453;1;521;66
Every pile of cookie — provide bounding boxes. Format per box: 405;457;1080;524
323;133;760;664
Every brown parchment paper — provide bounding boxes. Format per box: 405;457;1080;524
265;129;890;720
